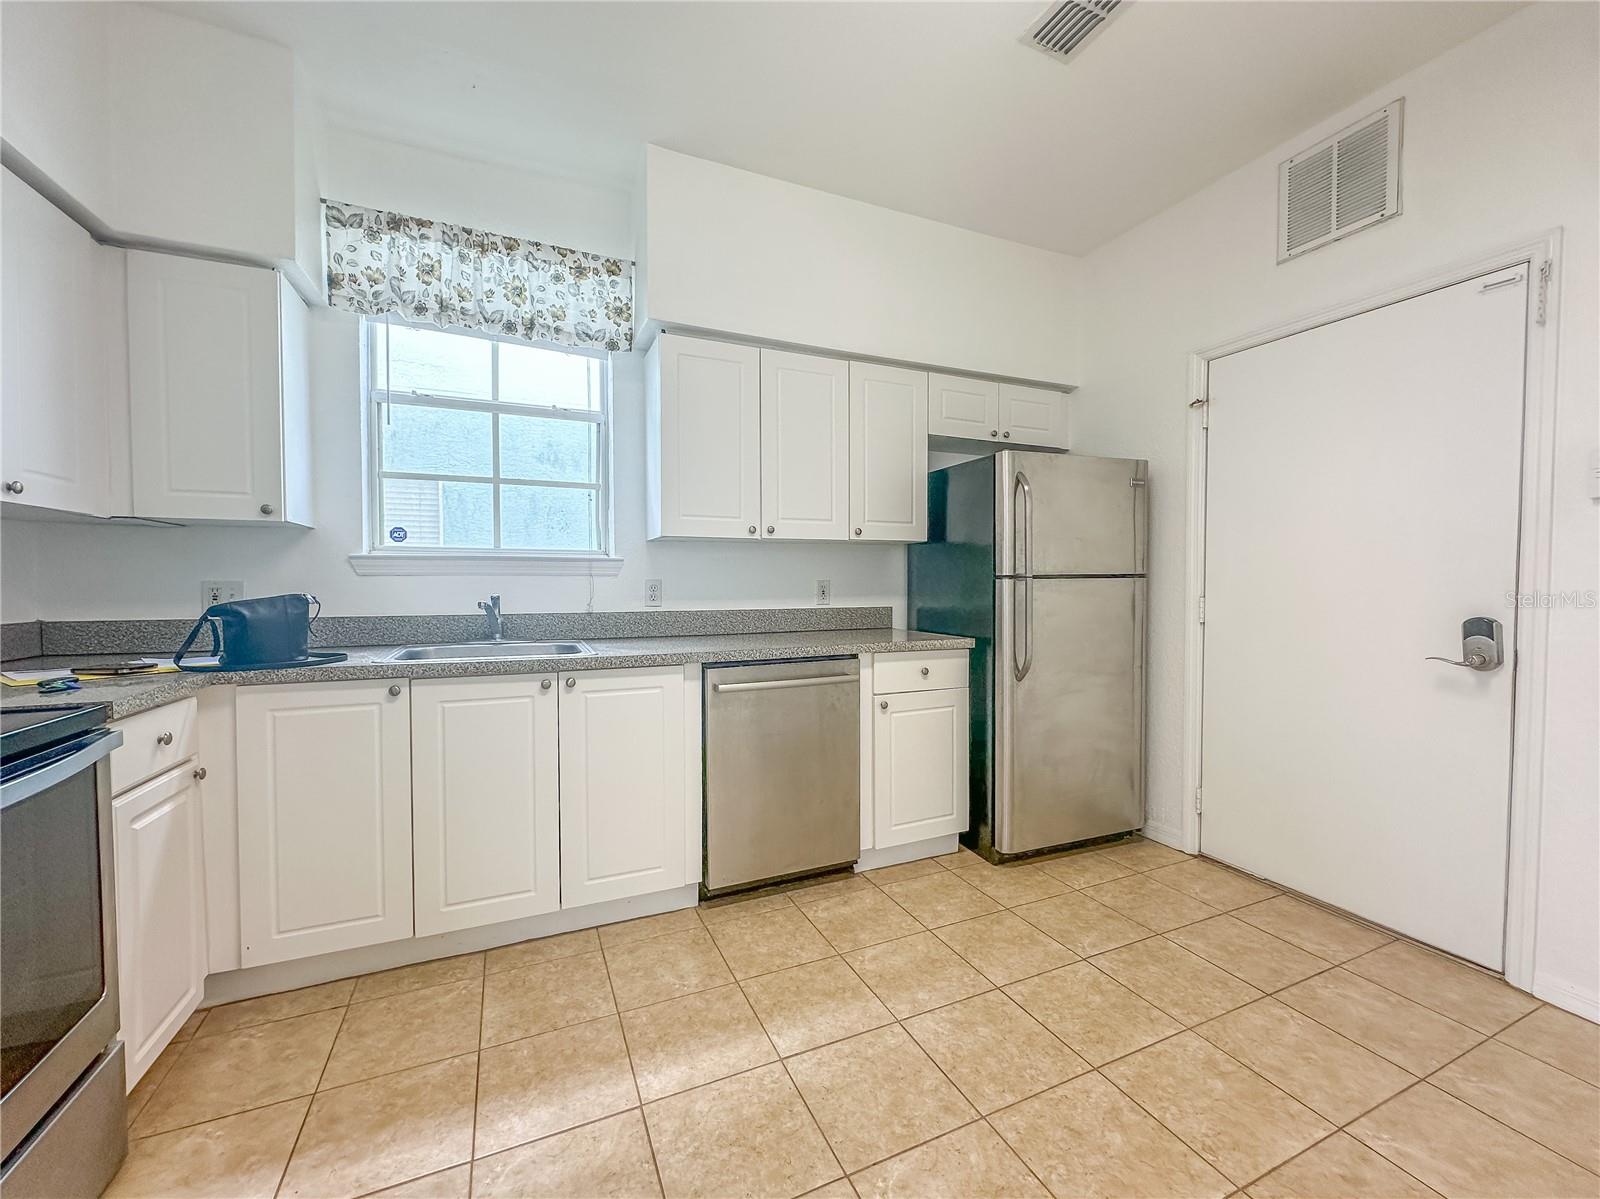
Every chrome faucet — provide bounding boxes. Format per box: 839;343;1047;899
477;594;503;641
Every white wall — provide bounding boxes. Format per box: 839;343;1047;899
1071;3;1599;1015
643;146;1085;387
0;128;909;626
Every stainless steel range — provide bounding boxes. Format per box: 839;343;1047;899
1;704;127;1198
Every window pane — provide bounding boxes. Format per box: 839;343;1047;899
380;478;492;548
381;404;493;477
500;342;600;410
500;415;598;483
501;485;597;552
377;323;491;400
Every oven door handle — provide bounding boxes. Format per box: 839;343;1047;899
1;729;122;808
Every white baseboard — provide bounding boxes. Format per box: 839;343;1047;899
855;834;959;873
1533;970;1600;1023
202;884;701;1007
1138;820;1186;852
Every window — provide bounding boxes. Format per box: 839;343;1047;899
365;319;610;557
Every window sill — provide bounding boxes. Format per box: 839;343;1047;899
348;551;625;577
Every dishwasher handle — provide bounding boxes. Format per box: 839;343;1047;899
711;674;859;694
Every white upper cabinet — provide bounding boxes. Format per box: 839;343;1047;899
761;349;850;540
648;333;762;540
127;252;311;525
849;362;927;542
559;667;689;908
235;680;413;966
929;372;1069;449
1;170;115;516
928;373;1001;443
113;763;206;1087
999;382;1070;450
411;675;561;937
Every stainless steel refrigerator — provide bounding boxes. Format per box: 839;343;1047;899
908;452;1147;860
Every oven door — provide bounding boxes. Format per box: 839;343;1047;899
1;729;122;1163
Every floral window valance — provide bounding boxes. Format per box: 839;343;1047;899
324;200;634;352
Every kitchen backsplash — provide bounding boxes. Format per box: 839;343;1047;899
10;606;897;659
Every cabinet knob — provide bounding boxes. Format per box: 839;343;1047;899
766;525;775;534
259;503;275;516
565;677;576;688
1003;431;1012;439
989;429;999;438
854;528;863;536
540;678;552;690
748;525;757;535
880;700;889;711
3;480;23;494
193;766;208;781
920;666;930;677
156;731;174;746
388;684;402;697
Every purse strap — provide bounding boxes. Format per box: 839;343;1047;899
173;611;222;671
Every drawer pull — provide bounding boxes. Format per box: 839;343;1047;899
156;731;174;746
193;766;208;781
920;667;930;677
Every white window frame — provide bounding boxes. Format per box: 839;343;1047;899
351;316;621;575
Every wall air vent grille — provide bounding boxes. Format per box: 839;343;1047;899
1279;100;1404;262
1024;0;1124;63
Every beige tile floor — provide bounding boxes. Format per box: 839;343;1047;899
108;839;1600;1199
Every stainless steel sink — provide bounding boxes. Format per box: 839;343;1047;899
388;641;593;662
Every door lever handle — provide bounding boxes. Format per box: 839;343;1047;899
1425;617;1504;672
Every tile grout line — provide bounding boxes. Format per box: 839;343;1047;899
599;912;672;1198
270;998;350;1199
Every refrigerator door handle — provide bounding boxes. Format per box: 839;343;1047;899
1013;470;1033;578
1015;577;1034;681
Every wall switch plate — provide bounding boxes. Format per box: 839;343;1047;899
645;578;663;607
201;579;243;608
816;579;831;606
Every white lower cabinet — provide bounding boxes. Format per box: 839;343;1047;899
411;675;561;937
114;764;206;1086
235;680;413;967
558;667;688;908
873;687;970;849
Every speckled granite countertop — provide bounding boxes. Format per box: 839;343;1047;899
2;628;973;720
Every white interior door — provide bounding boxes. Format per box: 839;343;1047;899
1201;267;1528;969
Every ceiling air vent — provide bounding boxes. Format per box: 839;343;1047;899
1024;0;1124;63
1278;100;1404;262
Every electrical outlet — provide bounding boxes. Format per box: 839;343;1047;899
816;579;831;606
200;579;243;608
645;578;663;607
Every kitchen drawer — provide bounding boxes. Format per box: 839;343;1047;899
873;651;968;695
111;698;198;795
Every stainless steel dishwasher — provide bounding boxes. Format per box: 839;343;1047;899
703;657;860;897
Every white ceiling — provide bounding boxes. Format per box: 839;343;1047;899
164;0;1519;256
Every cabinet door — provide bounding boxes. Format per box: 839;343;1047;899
127;252;284;522
649;334;761;540
999;382;1069;450
873;687;970;848
412;675;560;937
927;373;1000;443
114;765;205;1087
236;680;412;966
849;363;927;542
1;170;109;515
761;349;849;540
559;667;686;908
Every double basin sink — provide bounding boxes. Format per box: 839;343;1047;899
388;641;593;662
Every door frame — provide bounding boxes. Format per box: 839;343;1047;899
1181;230;1564;993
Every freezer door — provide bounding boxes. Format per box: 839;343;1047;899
996;452;1147;577
995;576;1145;853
